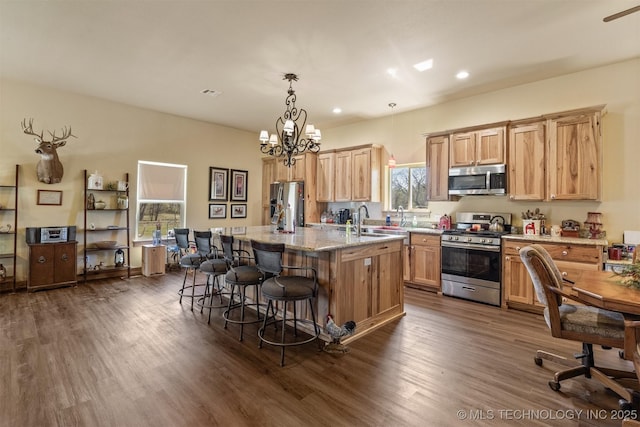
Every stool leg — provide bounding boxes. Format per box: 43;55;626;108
179;268;189;304
190;268;197;311
280;301;288;367
239;285;246;341
223;283;237;330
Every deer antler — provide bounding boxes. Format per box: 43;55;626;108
47;126;75;144
21;118;44;141
21;118;76;144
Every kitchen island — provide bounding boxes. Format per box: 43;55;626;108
218;225;405;343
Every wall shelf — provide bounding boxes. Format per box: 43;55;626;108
0;165;18;292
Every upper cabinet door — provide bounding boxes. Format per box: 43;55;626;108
334;151;353;201
476;127;505;165
547;112;601;201
508;122;546;201
289;154;306;181
351;147;372;201
426;135;450;201
316;152;335;202
449;132;476;167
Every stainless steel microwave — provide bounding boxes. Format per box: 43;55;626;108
448;164;507;196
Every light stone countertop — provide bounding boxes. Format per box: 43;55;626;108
306;222;444;236
217;225;405;252
502;234;608;246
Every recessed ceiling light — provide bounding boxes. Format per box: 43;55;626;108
413;59;433;72
456;71;470;79
386;68;398;78
201;89;222;97
332;107;342;114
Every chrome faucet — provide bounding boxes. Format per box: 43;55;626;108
356;203;370;236
397;205;406;227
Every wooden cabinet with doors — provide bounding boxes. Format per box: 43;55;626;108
450;124;506;168
426;134;450;201
404;232;441;292
333;145;384;202
502;238;604;313
316;151;335;202
547;107;602;201
508;120;546;201
507;106;603;201
28;242;77;291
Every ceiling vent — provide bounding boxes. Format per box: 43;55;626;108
200;89;222;97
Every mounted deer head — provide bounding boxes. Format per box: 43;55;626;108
21;118;76;184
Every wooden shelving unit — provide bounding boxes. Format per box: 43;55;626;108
0;165;19;292
82;170;131;282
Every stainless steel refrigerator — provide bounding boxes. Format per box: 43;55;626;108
269;181;304;228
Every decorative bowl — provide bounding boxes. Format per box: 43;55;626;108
95;240;118;249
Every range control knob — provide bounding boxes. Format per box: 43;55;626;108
467;237;473;242
481;239;486;243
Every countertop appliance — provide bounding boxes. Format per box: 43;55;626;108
440;212;512;307
26;226;77;244
269;181;305;229
448;164;507;196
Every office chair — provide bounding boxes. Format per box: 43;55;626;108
519;244;638;408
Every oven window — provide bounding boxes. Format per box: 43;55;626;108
441;246;501;283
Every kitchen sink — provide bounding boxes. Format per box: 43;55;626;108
364;227;409;244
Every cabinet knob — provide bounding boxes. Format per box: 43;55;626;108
550;194;556;199
61;254;68;261
515;246;521;251
562;250;568;256
38;256;46;264
562;271;568;276
509;195;515;200
505;256;511;260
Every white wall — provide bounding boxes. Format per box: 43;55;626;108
0;79;261;281
322;58;640;240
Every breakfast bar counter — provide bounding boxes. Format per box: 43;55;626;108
220;226;406;343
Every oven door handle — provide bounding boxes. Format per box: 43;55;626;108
441;242;501;252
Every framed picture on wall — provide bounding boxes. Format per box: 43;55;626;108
230;204;247;218
209;204;227;219
230;169;248;202
209;167;228;201
37;190;63;206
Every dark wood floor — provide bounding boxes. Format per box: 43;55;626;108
0;272;635;426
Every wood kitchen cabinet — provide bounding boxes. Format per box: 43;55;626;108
28;242;77;291
316;151;335;202
333;145;384;202
508;121;546;201
426;134;450;201
502;238;604;313
405;233;441;292
450;125;506;168
547;109;602;201
507;106;603;201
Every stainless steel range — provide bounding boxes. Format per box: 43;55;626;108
441;212;511;306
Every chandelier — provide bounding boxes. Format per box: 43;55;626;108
259;73;321;167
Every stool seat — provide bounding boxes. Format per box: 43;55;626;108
261;276;315;300
226;265;263;285
197;257;229;323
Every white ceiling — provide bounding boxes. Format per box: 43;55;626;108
1;1;639;134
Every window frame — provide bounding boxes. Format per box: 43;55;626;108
136;160;188;240
385;162;428;212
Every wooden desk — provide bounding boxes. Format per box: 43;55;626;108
572;270;640;360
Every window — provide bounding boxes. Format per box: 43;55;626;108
388;163;427;210
136;161;187;239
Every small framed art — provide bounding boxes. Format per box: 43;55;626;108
209;167;228;201
209;203;227;219
231;204;247;218
37;190;63;206
230;169;248;202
